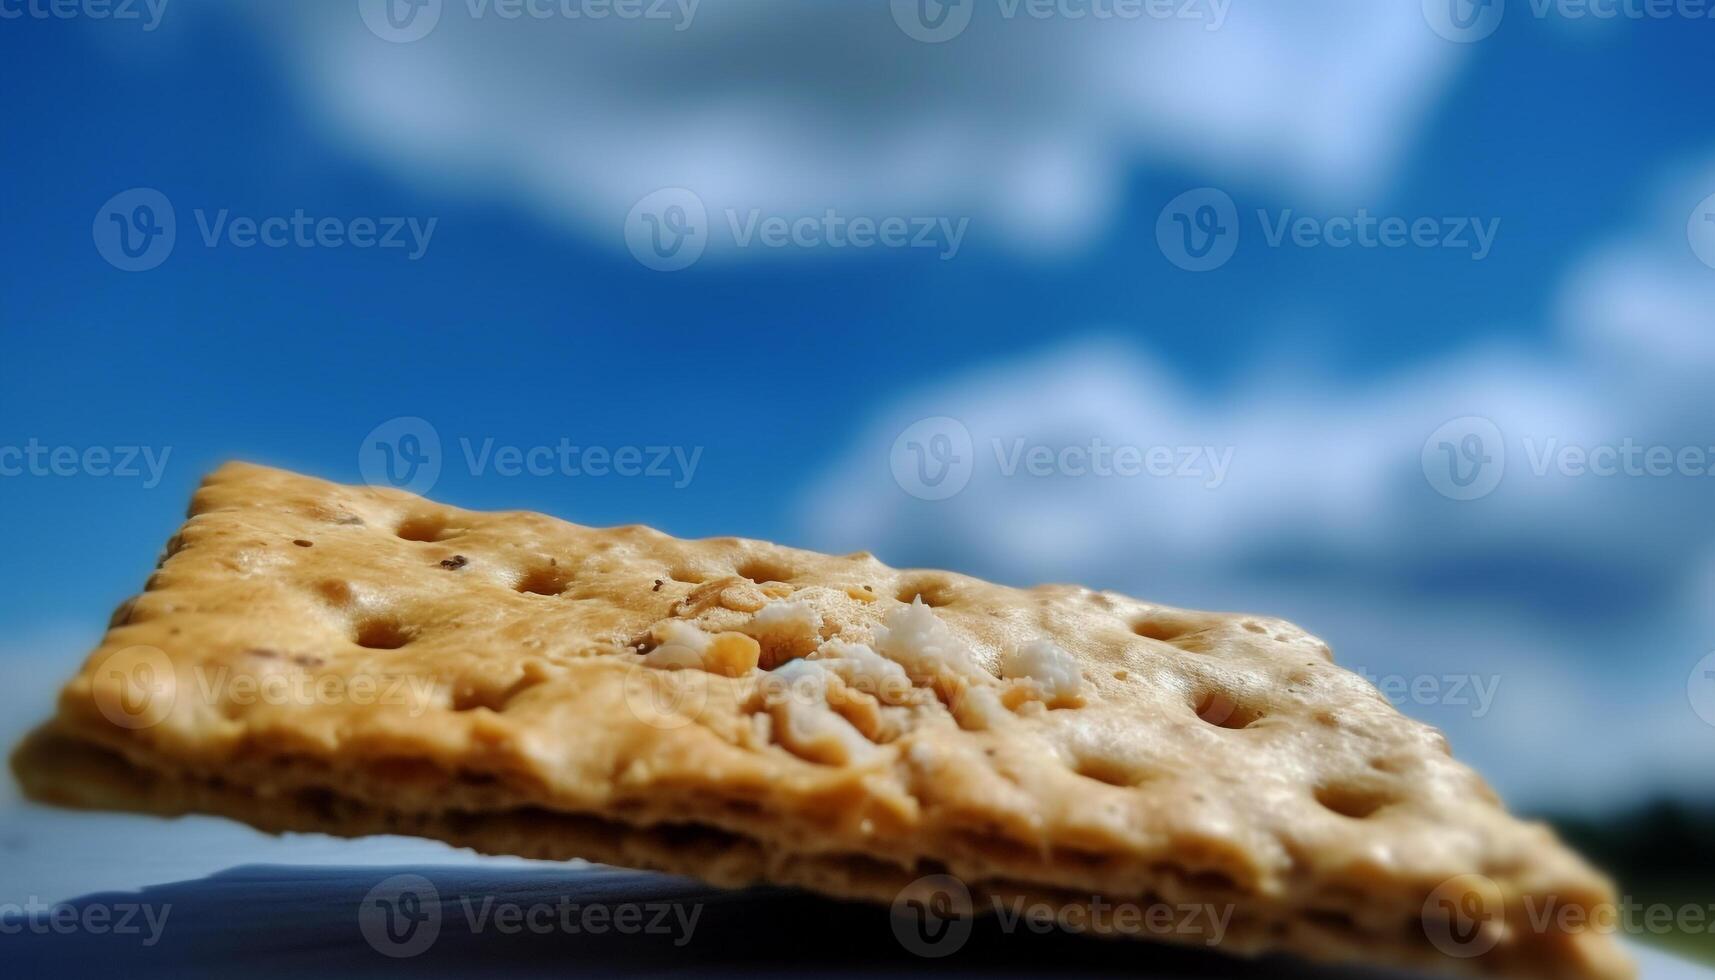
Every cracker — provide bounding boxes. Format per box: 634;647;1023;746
12;463;1630;979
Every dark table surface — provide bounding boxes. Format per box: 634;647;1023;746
2;864;1703;979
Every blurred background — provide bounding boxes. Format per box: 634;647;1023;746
2;0;1713;965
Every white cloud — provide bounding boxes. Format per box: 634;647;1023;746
214;0;1456;250
796;159;1715;810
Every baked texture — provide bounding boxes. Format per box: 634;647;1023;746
13;462;1630;980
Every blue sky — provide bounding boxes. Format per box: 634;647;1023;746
3;1;1714;843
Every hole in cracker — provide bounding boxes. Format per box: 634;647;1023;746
292;539;314;548
667;565;707;585
354;617;414;650
515;566;572;597
316;579;354;606
1314;783;1396;820
1193;691;1264;730
1132;612;1202;642
735;557;794;585
1072;755;1152;788
895;577;956;607
396;513;456;542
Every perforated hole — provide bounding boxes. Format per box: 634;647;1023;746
1315;783;1396;820
895;578;956;607
354;617;413;650
1132;612;1202;642
1194;691;1265;729
735;557;794;585
515;565;571;596
396;513;454;542
316;579;354;606
1073;756;1152;788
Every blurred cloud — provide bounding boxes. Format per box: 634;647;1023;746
798;156;1715;810
215;0;1456;251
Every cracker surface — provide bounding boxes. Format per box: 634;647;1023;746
13;463;1631;980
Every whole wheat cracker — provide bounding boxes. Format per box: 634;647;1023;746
12;463;1630;980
